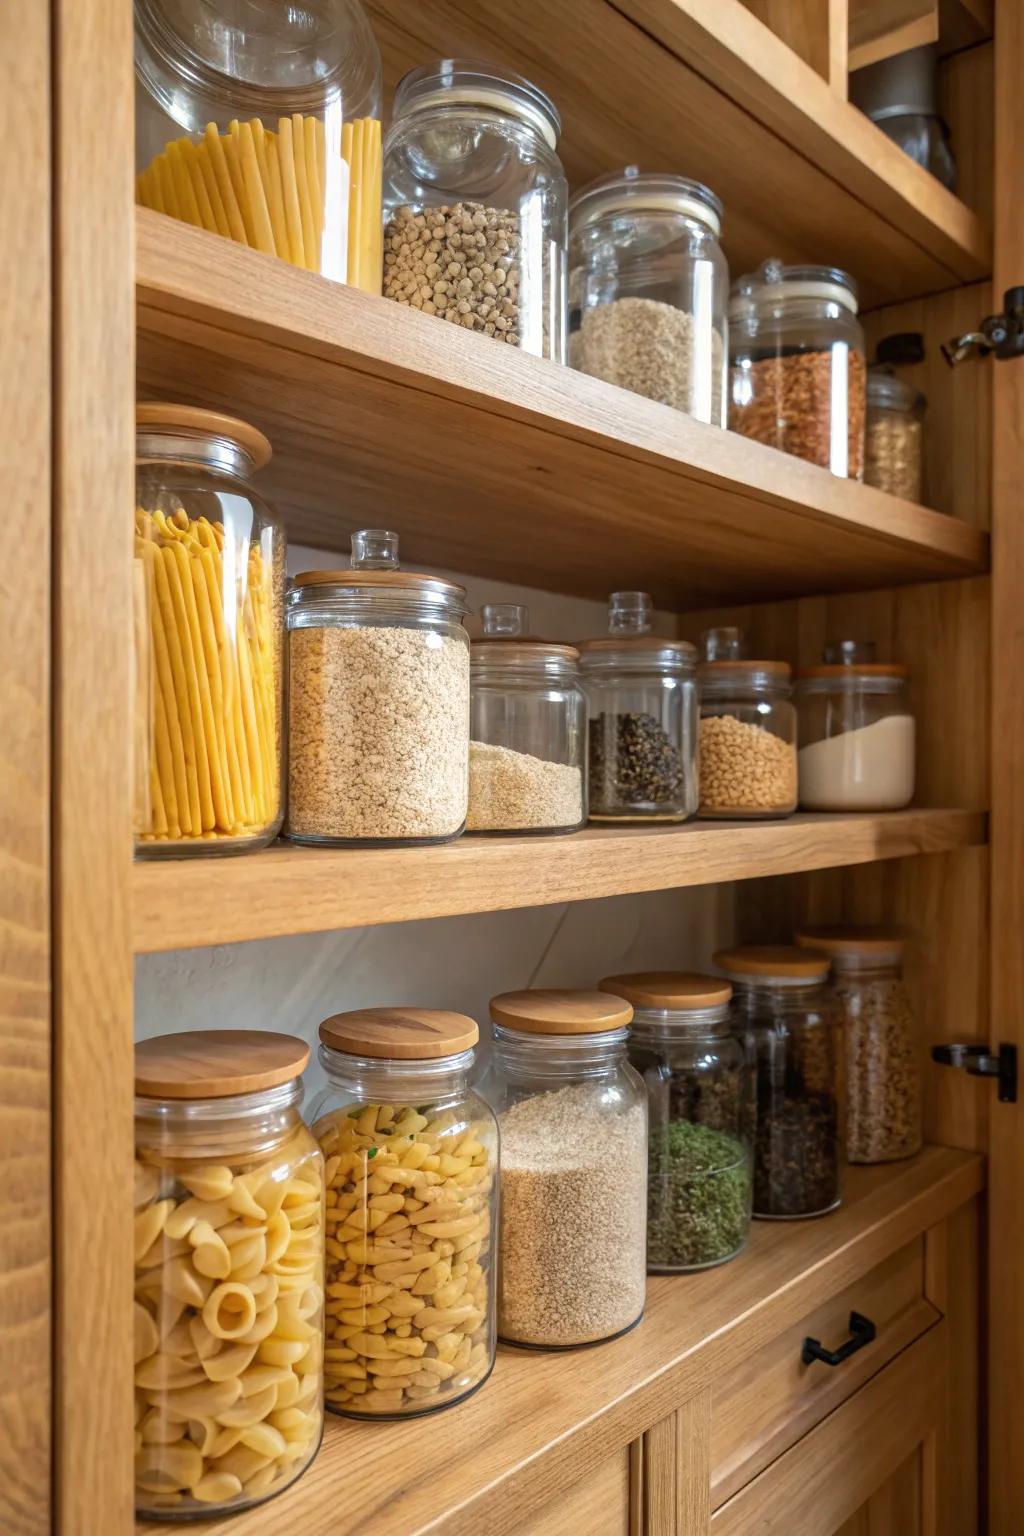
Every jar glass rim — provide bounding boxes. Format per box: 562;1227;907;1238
569;169;723;237
730;259;859;315
391;59;561;149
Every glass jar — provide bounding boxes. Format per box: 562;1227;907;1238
381;60;568;359
601;972;754;1272
729;260;866;479
133;1030;324;1519
796;927;922;1164
796;650;914;811
134;0;383;290
579;591;699;823
715;947;842;1219
469;604;585;835
568;168;728;425
698;658;798;819
308;1007;497;1418
285;530;470;846
134;404;285;857
865;368;926;502
483;989;647;1348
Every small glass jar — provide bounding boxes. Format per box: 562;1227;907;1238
698;656;798;819
865;369;926;502
382;60;568;359
568;168;728;425
308;1007;497;1418
796;927;923;1164
134;0;383;290
134;404;286;857
729;260;866;479
133;1030;324;1520
715;947;841;1219
796;648;915;811
579;592;699;823
469;604;585;835
602;972;754;1272
285;530;470;846
483;989;647;1349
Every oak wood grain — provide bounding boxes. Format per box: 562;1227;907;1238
925;1200;980;1536
518;1448;631;1535
741;0;848;89
848;0;938;70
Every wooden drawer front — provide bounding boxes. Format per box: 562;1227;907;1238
517;1445;632;1536
711;1236;938;1506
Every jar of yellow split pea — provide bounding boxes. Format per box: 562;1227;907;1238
133;1030;324;1520
308;1008;498;1418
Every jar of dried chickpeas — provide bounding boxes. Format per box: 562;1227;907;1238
309;1008;497;1418
698;654;798;819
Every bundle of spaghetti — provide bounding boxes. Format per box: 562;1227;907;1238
341;115;382;293
133;506;279;844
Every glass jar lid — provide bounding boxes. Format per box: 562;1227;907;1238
569;167;723;238
797;661;907;693
699;659;792;696
714;945;831;987
867;368;926;413
391;59;561;150
489;988;633;1035
599;971;733;1011
290;528;467;610
795;926;905;969
471;603;579;671
578;590;697;673
701;626;745;662
135;1029;310;1099
136;401;272;473
319;1007;479;1059
730;258;859;317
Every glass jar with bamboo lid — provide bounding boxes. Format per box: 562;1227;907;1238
133;404;285;857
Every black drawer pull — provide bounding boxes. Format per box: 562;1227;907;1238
801;1311;877;1368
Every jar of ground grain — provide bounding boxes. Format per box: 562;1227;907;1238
469;604;585;835
285;530;469;846
729;260;866;479
865;368;926;502
698;654;797;819
483;989;647;1349
795;927;922;1164
601;972;754;1273
568;168;728;426
579;592;699;823
382;61;567;360
796;650;915;811
308;1007;498;1418
714;947;842;1220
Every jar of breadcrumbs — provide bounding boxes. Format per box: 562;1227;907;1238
698;657;797;819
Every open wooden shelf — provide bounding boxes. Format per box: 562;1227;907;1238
136;212;988;611
132;808;984;953
150;1149;982;1536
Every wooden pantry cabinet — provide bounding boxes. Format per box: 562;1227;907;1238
1;0;1020;1532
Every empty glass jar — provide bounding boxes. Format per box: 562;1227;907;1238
796;645;915;811
865;368;926;502
698;647;797;819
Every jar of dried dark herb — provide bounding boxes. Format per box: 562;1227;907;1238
713;946;842;1220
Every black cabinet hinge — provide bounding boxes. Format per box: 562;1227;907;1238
932;1042;1018;1102
942;287;1024;365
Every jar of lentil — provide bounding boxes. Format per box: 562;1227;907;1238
483;989;647;1349
698;656;797;819
469;604;586;834
714;947;842;1220
601;972;754;1272
796;648;915;811
133;404;286;857
308;1008;497;1418
865;368;926;502
796;927;922;1164
568;168;728;425
579;591;699;823
382;60;567;359
729;260;866;479
285;530;470;846
133;1031;324;1519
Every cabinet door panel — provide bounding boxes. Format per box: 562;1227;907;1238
517;1445;632;1536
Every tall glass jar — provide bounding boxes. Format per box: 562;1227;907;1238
568;168;728;425
308;1008;497;1418
729;260;866;479
698;658;797;819
133;1030;324;1520
483;989;647;1348
285;530;470;846
382;60;568;359
134;404;285;857
865;369;926;502
714;947;842;1219
469;604;585;834
579;591;699;823
796;927;922;1164
601;972;754;1272
134;0;383;290
796;652;914;811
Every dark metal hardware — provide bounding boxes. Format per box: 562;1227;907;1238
931;1041;1018;1103
802;1311;877;1368
941;287;1024;366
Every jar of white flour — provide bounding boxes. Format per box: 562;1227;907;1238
796;648;914;811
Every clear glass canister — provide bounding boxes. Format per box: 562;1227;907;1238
134;404;285;857
285;530;470;846
133;1030;324;1519
865;369;925;502
602;973;754;1272
568;168;728;425
729;260;867;478
714;948;842;1219
579;591;699;823
135;0;384;289
796;651;915;811
308;1008;497;1418
382;60;568;359
469;604;585;834
698;656;798;819
483;989;647;1348
795;927;922;1164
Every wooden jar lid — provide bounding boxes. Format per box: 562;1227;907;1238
319;1008;479;1059
489;988;634;1034
795;926;905;961
713;945;831;980
599;971;733;1009
136;403;272;470
135;1030;310;1099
